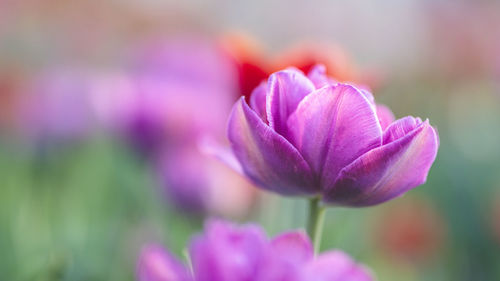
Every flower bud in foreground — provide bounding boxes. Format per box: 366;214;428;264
137;220;373;281
227;65;439;207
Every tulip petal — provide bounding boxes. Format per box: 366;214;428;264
324;119;438;207
198;136;244;175
301;250;373;281
287;85;382;190
307;64;338;88
359;89;375;106
376;104;396;131
249;81;268;122
190;220;268;281
382;116;420;144
253;231;314;281
157;148;209;212
271;231;313;265
137;244;192;281
267;69;316;136
228;97;317;196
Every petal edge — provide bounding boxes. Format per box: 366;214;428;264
324;120;439;207
228;98;317;196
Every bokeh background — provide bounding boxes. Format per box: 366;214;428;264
1;0;500;280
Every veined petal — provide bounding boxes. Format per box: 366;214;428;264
323;120;438;207
286;85;382;190
271;231;313;265
198;136;244;175
376;104;396;131
228;98;317;196
249;81;268;122
267;69;315;136
307;64;338;88
300;250;373;281
359;89;375;106
307;64;374;106
382;116;420;144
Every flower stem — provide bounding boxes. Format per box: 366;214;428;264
307;197;326;255
183;248;194;277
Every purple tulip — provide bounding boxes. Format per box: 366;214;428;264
227;65;439;206
137;219;373;281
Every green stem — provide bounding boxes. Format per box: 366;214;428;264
183;248;194;277
307;197;326;255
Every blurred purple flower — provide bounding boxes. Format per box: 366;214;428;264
16;68;95;142
227;65;439;207
137;219;373;281
156;145;256;217
93;36;258;216
93;37;237;155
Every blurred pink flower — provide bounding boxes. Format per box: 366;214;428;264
137;219;374;281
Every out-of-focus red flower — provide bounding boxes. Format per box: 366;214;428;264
273;42;383;90
374;197;446;263
220;33;271;99
0;68;22;131
221;33;381;100
273;42;357;83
